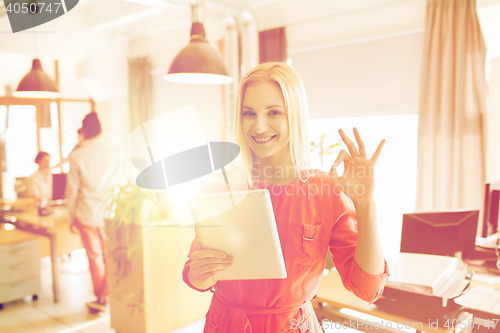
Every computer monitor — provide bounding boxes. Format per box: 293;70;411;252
482;182;500;237
52;173;67;200
400;210;479;259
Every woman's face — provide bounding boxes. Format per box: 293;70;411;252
241;80;289;160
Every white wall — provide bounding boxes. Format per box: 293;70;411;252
291;32;424;118
148;51;224;143
90;35;131;150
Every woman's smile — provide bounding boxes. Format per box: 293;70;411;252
252;135;277;144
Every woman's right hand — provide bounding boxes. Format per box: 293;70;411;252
187;239;234;290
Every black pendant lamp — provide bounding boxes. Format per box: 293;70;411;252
164;2;232;85
14;58;60;98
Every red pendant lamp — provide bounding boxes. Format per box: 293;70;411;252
164;2;232;85
14;58;60;98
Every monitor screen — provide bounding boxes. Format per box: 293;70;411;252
52;173;67;200
400;210;479;259
482;182;500;237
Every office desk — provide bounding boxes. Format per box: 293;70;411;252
0;207;82;303
313;270;479;333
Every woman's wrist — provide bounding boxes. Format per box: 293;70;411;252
352;197;376;210
353;199;378;229
187;267;213;291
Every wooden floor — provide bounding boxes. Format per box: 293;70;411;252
0;250;205;333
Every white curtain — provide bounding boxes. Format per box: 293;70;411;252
129;57;154;130
415;0;487;213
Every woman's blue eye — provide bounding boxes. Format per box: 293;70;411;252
269;110;281;116
242;111;255;117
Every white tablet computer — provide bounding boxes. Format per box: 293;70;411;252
188;189;287;280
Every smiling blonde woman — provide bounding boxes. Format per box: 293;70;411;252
183;62;390;333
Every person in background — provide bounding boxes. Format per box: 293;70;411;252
26;151;53;201
52;128;86;171
75;127;85;151
66;111;124;312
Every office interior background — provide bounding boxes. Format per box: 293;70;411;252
0;0;500;332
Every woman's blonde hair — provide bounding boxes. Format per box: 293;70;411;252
233;62;312;187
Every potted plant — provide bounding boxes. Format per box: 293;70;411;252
104;183;212;332
105;184;165;331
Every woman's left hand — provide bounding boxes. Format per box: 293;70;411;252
329;128;385;205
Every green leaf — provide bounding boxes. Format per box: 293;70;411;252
123;293;135;301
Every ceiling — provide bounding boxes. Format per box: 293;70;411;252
0;0;499;57
0;0;498;106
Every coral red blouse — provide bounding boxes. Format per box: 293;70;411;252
182;170;390;333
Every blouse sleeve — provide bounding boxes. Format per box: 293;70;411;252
182;229;214;292
329;191;390;303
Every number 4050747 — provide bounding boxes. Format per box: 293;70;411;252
6;2;62;14
443;318;498;330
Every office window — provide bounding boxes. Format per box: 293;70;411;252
0;106;7;132
1;103;66;199
5;105;38;178
309;115;418;260
1;106;38;200
39;102;62;170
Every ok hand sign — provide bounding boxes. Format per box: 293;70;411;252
329;128;385;205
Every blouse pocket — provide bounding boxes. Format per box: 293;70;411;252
205;309;221;333
286;222;324;266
